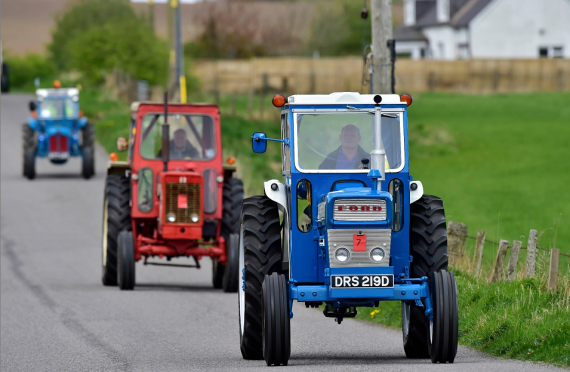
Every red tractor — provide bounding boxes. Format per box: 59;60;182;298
101;97;243;291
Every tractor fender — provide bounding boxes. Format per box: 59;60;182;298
410;181;424;204
107;161;131;176
264;179;288;214
77;117;88;129
28;117;41;132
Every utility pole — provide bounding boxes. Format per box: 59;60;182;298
371;0;393;94
148;0;155;30
168;0;185;103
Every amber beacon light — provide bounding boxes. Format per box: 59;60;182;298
272;94;286;108
399;93;413;107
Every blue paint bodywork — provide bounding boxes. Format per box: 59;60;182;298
254;101;432;319
28;91;88;163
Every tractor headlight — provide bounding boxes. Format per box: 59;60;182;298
190;213;199;223
335;248;350;263
370;247;385;263
166;213;176;223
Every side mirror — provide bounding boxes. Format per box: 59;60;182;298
252;132;267;153
29;101;37;112
116;136;128;152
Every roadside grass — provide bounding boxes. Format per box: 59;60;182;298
356;268;570;368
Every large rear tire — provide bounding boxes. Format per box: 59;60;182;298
101;174;131;286
402;195;448;358
428;270;458;363
262;272;290;366
22;123;36;180
238;196;282;360
117;230;135;290
213;177;244;289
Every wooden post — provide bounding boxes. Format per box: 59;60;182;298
472;230;486;275
489;239;509;283
371;0;393;93
247;90;254;119
230;91;236;116
525;229;538;278
506;240;521;280
447;221;468;266
548;249;560;291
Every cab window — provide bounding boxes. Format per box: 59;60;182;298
140;113;216;161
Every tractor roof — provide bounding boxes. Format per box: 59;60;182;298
36;88;79;98
288;92;403;105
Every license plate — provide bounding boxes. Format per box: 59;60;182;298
48;152;69;160
331;275;394;288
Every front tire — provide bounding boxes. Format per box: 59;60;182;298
402;195;448;358
82;146;95;179
213;177;244;289
101;174;131;286
117;230;135;290
262;273;290;366
428;270;458;363
222;233;239;292
22;124;36;180
238;195;282;360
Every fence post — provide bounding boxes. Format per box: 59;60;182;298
231;91;236;116
247;90;254;119
548;248;560;291
489;239;509;283
525;229;538;278
506;240;521;280
447;221;468;266
473;230;486;275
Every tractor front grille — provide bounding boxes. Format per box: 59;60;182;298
327;228;391;267
333;199;387;221
164;182;201;224
49;134;69;153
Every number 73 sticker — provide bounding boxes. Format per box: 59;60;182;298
353;234;366;251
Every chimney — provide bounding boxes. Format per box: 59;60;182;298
437;0;450;23
404;0;416;26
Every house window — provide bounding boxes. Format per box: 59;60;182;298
457;43;470;59
539;47;548;58
420;48;426;58
553;47;564;58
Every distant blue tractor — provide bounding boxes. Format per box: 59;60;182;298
23;85;95;179
238;92;458;366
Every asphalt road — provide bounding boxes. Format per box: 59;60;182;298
1;93;564;372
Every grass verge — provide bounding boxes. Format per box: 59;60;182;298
356;269;570;367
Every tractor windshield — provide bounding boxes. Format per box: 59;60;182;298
294;111;403;172
139;113;216;161
39;97;76;119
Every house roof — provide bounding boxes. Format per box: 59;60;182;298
394;0;495;42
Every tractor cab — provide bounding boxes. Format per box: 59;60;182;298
238;92;458;366
102;99;243;292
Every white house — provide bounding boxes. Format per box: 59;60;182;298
394;0;570;60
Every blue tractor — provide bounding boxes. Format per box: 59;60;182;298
238;92;458;366
23;84;95;179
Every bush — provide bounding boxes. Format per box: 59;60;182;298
3;53;57;90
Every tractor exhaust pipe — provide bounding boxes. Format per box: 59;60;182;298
162;92;170;171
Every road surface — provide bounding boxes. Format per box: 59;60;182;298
1;93;564;371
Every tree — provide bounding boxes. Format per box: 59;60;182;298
49;0;140;71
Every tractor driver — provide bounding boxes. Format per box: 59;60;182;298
318;124;370;170
170;128;200;159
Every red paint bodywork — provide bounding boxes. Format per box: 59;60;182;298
128;103;227;264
